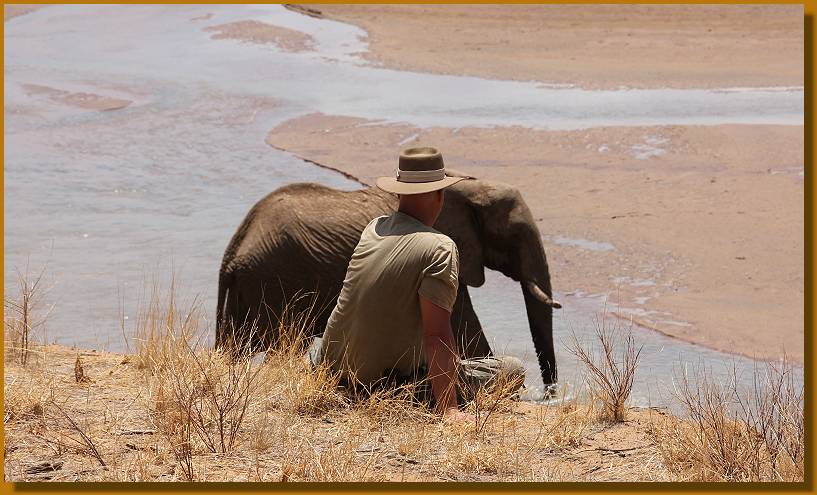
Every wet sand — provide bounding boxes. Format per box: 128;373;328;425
204;20;315;52
267;115;803;363
21;83;132;112
303;4;803;90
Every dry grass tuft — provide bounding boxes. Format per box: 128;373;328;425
4;377;50;424
4;264;51;366
534;400;594;452
134;282;273;480
468;368;524;436
652;359;804;482
148;344;263;455
569;312;642;422
260;341;348;418
131;278;200;373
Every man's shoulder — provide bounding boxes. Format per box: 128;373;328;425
423;230;456;250
407;229;458;268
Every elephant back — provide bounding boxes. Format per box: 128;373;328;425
218;183;397;346
231;183;394;262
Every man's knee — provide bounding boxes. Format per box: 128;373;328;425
459;355;526;398
492;356;526;392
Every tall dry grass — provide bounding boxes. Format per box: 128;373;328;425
125;280;612;481
131;277;200;373
133;281;260;479
652;359;804;482
4;265;51;366
132;281;361;480
3;272;803;483
468;366;525;436
569;312;642;422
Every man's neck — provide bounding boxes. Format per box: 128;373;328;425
397;206;435;227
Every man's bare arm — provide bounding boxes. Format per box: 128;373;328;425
419;296;461;416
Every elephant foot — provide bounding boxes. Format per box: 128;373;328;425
530;383;559;402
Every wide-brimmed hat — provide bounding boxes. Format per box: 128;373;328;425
376;147;465;195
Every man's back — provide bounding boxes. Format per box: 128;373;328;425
319;211;459;386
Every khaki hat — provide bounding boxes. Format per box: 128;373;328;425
376;147;466;195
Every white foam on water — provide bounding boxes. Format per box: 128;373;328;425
548;236;616;252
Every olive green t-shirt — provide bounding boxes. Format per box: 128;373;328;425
318;211;460;387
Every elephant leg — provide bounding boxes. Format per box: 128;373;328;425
223;273;281;356
451;283;493;359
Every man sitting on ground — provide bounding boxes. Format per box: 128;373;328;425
317;147;525;421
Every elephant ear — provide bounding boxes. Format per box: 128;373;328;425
436;177;485;287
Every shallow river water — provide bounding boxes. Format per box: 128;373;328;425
5;5;803;406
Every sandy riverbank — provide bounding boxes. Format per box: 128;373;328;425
301;4;803;90
267;115;803;363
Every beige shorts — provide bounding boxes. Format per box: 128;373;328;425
324;353;527;405
457;355;527;402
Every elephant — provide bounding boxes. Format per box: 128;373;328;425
216;174;561;387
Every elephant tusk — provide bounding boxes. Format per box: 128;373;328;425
525;281;562;309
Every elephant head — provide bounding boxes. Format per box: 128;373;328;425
435;175;560;387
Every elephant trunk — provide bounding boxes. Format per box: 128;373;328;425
521;280;558;388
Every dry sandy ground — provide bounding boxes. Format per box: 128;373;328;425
4;345;671;482
267;115;803;363
303;4;803;90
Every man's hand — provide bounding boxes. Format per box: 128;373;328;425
443;407;476;424
419;296;460;416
